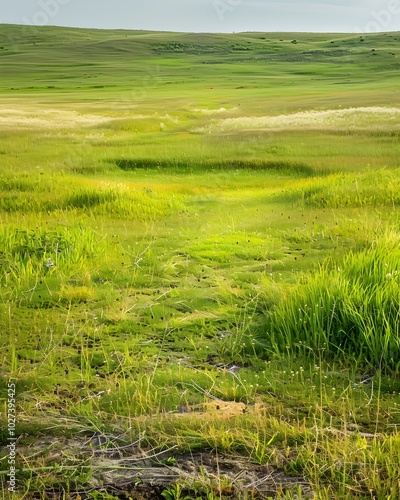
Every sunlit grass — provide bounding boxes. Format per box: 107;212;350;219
282;168;400;209
1;24;400;499
266;233;400;371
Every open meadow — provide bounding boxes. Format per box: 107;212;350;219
1;24;400;499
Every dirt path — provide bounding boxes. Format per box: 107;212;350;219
16;434;315;499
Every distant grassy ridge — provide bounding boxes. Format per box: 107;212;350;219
1;25;400;107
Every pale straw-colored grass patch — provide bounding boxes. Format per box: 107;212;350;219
0;106;181;130
194;106;400;133
192;106;238;115
0;107;111;129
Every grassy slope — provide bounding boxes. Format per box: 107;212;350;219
1;26;400;105
0;24;400;499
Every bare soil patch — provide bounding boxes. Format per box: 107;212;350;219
17;434;315;499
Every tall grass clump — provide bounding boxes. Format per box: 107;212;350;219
0;225;106;302
287;168;400;209
266;233;400;371
64;186;185;220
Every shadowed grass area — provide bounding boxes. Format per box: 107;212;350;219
113;157;315;176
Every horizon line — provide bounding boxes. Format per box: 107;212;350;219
1;22;399;36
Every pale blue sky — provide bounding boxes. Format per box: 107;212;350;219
1;0;400;33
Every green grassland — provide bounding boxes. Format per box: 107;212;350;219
1;24;400;499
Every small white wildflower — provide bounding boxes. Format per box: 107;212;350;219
45;258;55;268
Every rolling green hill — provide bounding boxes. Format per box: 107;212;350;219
1;25;400;111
